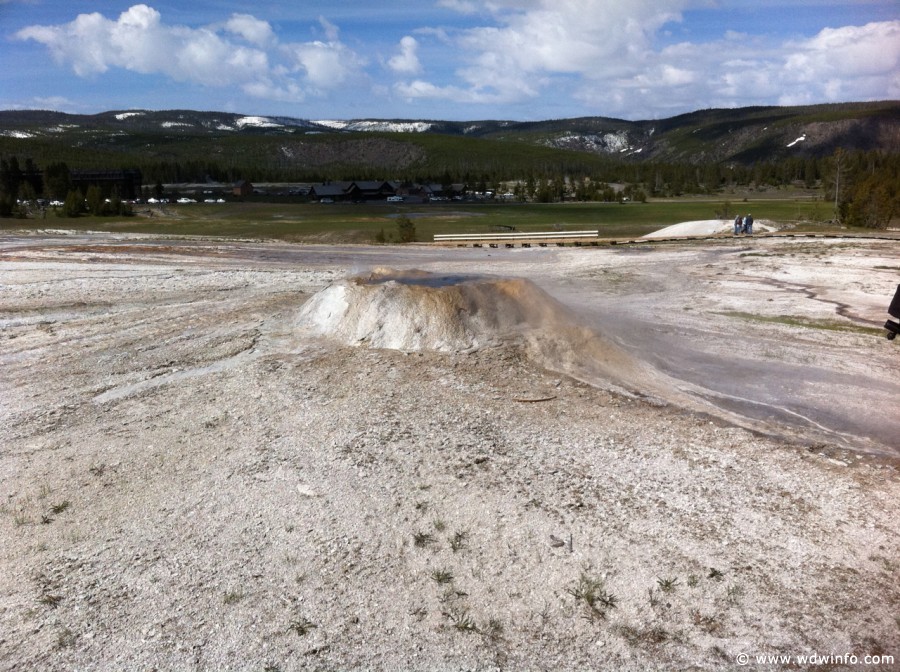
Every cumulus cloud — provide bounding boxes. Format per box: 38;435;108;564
778;21;900;102
397;0;693;108
388;36;422;75
14;4;366;103
224;13;275;47
403;0;900;117
282;18;367;92
12;1;899;118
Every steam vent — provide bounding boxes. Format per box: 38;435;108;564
296;268;671;399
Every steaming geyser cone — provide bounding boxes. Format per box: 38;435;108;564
296;268;675;398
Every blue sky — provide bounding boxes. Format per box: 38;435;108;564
1;0;897;121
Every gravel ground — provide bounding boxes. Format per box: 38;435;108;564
0;231;898;671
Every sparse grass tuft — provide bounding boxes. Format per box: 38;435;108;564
444;607;478;633
413;531;436;548
449;530;469;553
288;616;317;636
691;609;723;634
56;626;77;649
50;501;70;515
482;618;504;641
619;624;669;646
568;572;617;620
433;518;447;532
708;567;725;581
657;576;679;593
39;594;62;608
431;568;454;585
223;589;245;604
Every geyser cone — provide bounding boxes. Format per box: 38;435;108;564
296;268;675;398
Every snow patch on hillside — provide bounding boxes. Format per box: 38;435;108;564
236;116;282;129
787;134;807;148
115;111;144;120
161;121;193;129
544;131;632;154
1;130;34;139
314;120;433;133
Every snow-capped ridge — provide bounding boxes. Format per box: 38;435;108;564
235;115;283;129
313;119;433;133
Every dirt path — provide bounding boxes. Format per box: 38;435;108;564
1;232;897;671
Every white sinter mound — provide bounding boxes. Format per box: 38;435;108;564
297;267;684;402
643;219;776;238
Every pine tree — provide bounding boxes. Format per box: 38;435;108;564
396;215;416;243
63;189;84;218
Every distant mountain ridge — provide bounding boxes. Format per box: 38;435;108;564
0;102;897;169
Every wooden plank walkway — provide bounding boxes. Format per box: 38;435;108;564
432;231;899;248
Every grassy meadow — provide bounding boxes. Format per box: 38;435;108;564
6;196;838;243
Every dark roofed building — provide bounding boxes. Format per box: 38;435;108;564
70;169;142;200
350;181;396;200
307;181;398;202
308;182;352;201
233;180;253;197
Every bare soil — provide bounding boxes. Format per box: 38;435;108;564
1;231;898;671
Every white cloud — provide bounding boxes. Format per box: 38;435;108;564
396;0;694;108
14;4;367;103
396;1;899;117
15;5;272;87
388;36;422;75
282;17;367;93
780;21;900;96
436;0;480;13
11;2;899;119
224;13;275;47
317;16;341;42
395;78;516;104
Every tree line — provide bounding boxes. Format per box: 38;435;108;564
0;157;133;218
1;149;897;228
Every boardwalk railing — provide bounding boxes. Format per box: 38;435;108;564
434;230;599;243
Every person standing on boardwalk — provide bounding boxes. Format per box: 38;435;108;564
734;214;743;235
744;213;754;235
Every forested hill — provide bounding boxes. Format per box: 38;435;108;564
0;101;897;184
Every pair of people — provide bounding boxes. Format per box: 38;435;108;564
733;213;754;235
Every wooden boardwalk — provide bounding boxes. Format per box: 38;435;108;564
432;230;899;248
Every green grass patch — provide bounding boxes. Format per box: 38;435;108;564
720;311;883;335
3;198;833;243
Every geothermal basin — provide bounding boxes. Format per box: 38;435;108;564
1;231;898;671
